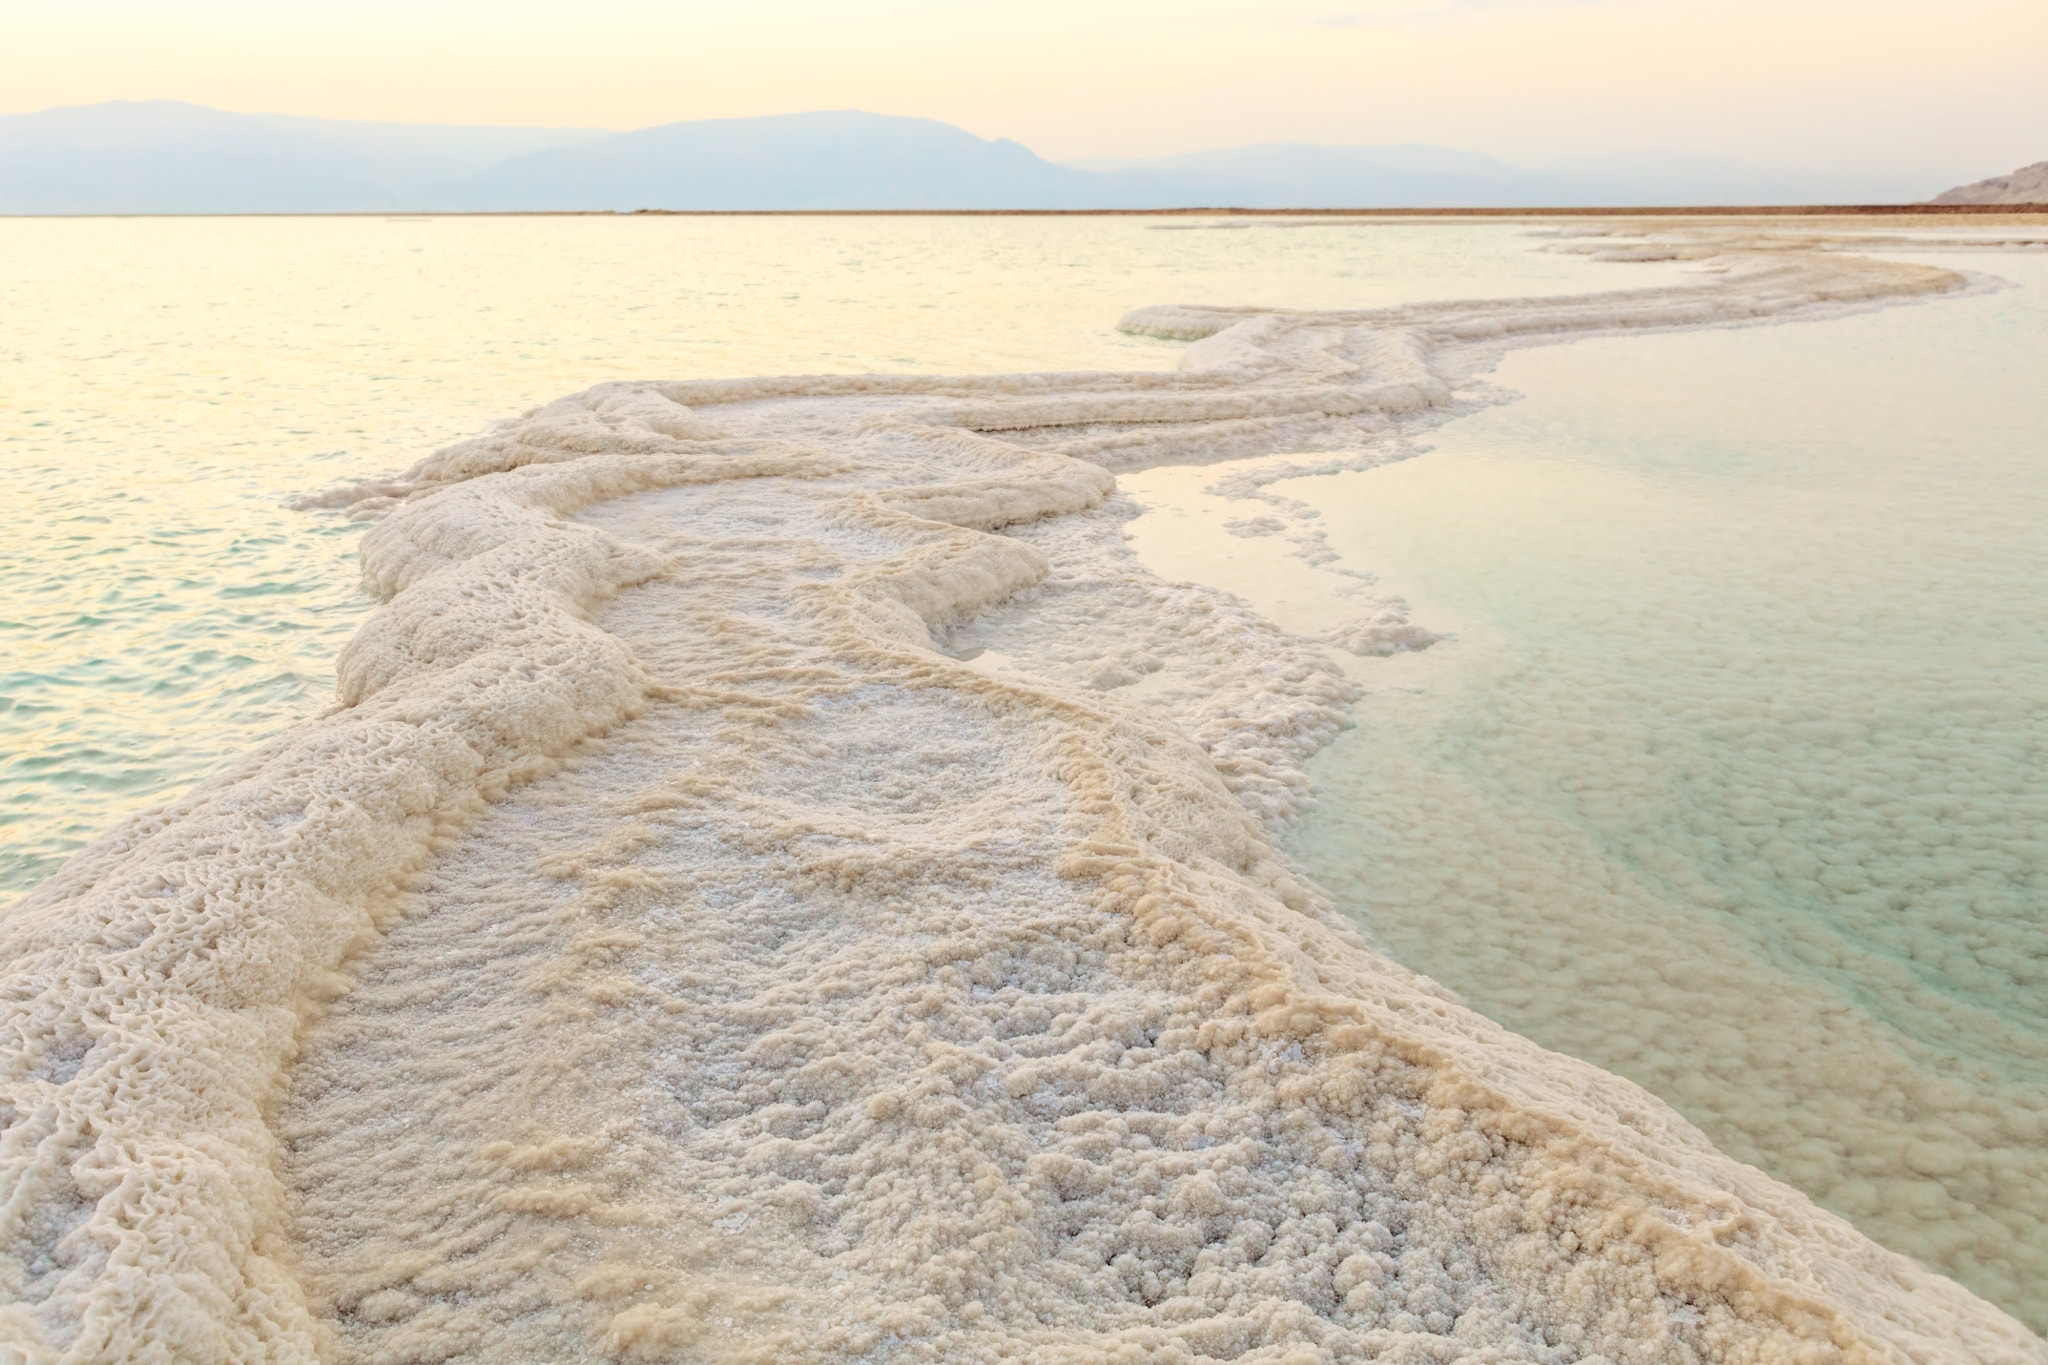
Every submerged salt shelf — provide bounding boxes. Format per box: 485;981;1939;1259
3;225;2044;1363
1122;247;2048;1335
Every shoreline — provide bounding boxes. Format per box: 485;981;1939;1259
4;227;2043;1361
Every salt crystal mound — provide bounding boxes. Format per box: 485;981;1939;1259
2;238;2040;1365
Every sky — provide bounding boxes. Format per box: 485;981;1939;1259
4;0;2045;182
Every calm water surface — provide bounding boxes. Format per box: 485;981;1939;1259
1254;256;2045;1328
0;215;1665;899
14;217;2039;1331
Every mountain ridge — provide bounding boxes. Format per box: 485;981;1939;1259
0;101;1954;213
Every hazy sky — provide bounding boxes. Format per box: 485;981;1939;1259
5;0;2044;179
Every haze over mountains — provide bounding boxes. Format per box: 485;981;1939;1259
0;101;1974;213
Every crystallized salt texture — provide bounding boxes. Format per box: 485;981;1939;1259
2;231;2041;1363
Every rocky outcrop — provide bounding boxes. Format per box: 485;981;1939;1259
1933;161;2048;205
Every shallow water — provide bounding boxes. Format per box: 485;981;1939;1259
1128;254;2048;1327
10;219;2044;1360
0;215;1673;900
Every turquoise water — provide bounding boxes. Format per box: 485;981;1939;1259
1266;257;2048;1328
0;215;1666;901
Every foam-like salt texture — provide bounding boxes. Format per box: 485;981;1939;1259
2;234;2040;1363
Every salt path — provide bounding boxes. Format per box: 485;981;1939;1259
4;224;2045;1364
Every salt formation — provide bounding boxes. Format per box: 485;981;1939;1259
2;231;2041;1364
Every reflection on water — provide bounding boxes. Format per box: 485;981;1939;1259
0;215;1668;899
1267;258;2047;1328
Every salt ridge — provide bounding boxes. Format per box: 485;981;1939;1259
2;231;2041;1363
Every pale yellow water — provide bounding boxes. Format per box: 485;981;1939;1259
6;218;2042;1361
0;214;1678;898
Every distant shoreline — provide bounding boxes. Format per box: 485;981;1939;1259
7;203;2046;220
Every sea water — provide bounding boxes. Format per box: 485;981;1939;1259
0;214;1678;900
8;217;2043;1359
1126;250;2048;1328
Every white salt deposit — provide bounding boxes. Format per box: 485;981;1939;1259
2;228;2042;1363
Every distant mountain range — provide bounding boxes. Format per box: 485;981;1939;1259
0;101;606;214
0;101;1956;214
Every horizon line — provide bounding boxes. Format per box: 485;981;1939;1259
6;204;2045;220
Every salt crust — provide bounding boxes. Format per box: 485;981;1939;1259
2;231;2042;1364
